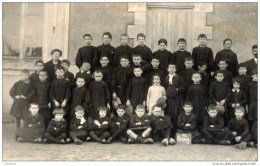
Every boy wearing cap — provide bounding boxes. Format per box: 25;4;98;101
88;106;111;144
69;105;88;145
201;104;230;145
177;101;202;143
228;106;251;149
43;108;68;144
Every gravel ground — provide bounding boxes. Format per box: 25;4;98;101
2;123;258;161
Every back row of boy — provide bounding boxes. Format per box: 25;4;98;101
10;32;257;148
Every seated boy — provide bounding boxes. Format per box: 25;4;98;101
149;105;176;146
88;106;111;144
69;105;88;145
228;106;252;149
201;104;230;145
107;104;130;143
43;108;68;144
177;101;202;143
126;104;153;144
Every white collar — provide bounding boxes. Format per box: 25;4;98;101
254;58;257;63
168;73;176;77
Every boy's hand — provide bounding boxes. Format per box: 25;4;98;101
210;125;214;128
28;124;33;127
54;127;57;130
235;136;241;142
61;100;67;107
216;102;220;105
232;104;236;108
48;103;51;108
210;71;215;76
78;126;83;129
112;93;117;99
126;100;131;107
15;95;21;99
185;123;191;127
102;121;108;125
107;103;110;110
231;131;237;136
220;100;226;105
116;122;120;126
235;103;240;107
135;122;141;125
54;101;60;107
80;118;86;124
20;95;26;99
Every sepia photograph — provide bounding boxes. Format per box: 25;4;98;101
1;1;258;163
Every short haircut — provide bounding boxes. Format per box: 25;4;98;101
184;56;194;62
158;38;167;45
83;33;92;40
183;101;193;107
39;70;48;75
35;60;44;66
82;59;91;65
136;104;145;110
238;63;247;68
252;44;257;50
97;105;108;112
53;107;65;115
132;54;142;58
208;104;217;111
99;54;109;60
93;70;103;75
103;32;112;39
51;49;62;57
75;105;85;113
198;34;207;40
120;33;129;38
168;63;176;68
151;56;160;61
234;106;245;114
177;38;186;44
133;66;143;71
29;103;39;108
152;104;162;110
117;104;126;110
120;55;129;61
76;76;85;82
61;59;70;66
21;69;30;74
137;33;145;39
55;65;64;71
219;59;228;64
223;38;232;45
197;61;208;67
192;72;201;77
232;78;242;84
152;73;161;80
215;70;224;76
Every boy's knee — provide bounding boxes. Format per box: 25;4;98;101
126;129;132;135
146;127;152;132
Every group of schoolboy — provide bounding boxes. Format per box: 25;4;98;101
10;32;257;149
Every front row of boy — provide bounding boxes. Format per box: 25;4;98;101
15;101;257;149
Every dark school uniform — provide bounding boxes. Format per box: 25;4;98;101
186;83;207;124
177;112;202;143
126;76;147;111
75;70;93;89
215;49;239;76
199;71;211;93
88;117;111;142
93;43;115;69
70;86;90;117
128;114;150;134
144;68;165;86
248;81;257;121
244;58;257;75
111;66;132;104
228;117;251;143
149;114;173;141
209;81;231;119
133;45;153;64
44;118;68;142
29;71;40;86
34;81;52;124
228;89;247;118
192;46;214;72
44;60;61;82
202;115;230;142
180;68;196;90
153;49;172;73
171;50;192;74
10;80;34;118
163;74;185;122
75;45;96;69
97;66;113;88
50;78;71;114
64;71;75;89
15;113;45;141
114;45;133;66
110;114;130;140
88;81;111;118
220;70;233;88
69;117;88;139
